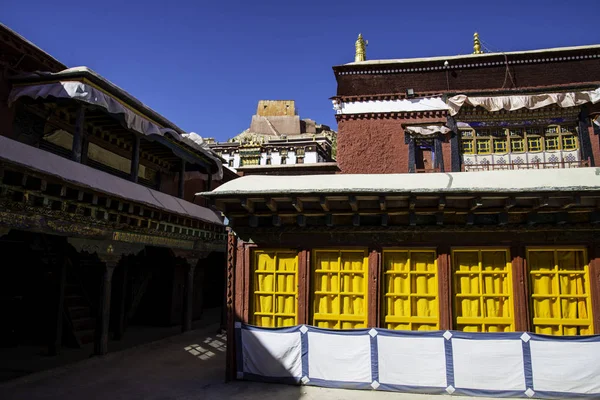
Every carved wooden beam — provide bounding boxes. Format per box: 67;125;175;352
292;198;303;213
241;199;254;213
266;198;277;212
470;197;483;211
534;196;549;210
438;196;446;211
409;196;416;210
379;196;386;211
562;195;581;209
349;196;358;212
505;197;516;210
320;196;330;212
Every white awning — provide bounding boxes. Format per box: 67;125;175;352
404;125;450;136
447;88;600;116
9;73;223;180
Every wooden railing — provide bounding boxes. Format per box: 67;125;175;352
462;158;590;172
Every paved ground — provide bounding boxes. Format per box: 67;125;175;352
0;323;502;400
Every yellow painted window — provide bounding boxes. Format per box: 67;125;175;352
252;250;298;327
510;138;524;153
383;250;438;331
545;136;559;151
453;249;514;332
562;135;577;150
476;139;491;154
528;249;593;336
312;250;368;329
527;137;542;152
493;139;507;153
462;140;474;154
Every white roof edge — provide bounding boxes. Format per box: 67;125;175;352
199;168;600;197
341;44;600;66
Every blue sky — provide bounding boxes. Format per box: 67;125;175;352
4;0;600;141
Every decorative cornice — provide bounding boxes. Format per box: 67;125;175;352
335;53;600;76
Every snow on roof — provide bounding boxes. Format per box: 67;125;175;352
340;44;600;67
201;168;600;197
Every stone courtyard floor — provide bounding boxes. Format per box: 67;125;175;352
0;323;502;400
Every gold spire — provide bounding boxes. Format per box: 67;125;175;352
473;32;483;54
355;33;367;62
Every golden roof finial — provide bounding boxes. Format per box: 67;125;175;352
473;32;483;54
355;33;367;62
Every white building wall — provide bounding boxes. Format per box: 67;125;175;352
305;151;318;163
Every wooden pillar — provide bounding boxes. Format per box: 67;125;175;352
95;260;117;356
225;232;237;382
511;244;530;332
178;160;186;199
182;260;197;332
207;172;212;191
590;244;600;334
297;249;310;325
81;136;90;165
72;104;85;163
367;247;381;328
48;256;67;356
113;261;129;341
437;246;452;331
130;134;140;183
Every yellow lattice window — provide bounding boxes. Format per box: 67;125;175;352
383;250;438;331
493;139;507;153
452;249;514;332
252;250;298;327
545;136;559;151
527;137;542;152
528;249;593;336
562;136;577;150
510;138;525;153
476;139;491;154
462;140;474;154
312;250;368;329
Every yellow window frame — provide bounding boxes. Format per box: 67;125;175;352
527;248;594;336
462;139;474;154
562;135;578;151
476;139;491;154
493;138;507;154
312;249;369;329
545;136;559;151
527;137;542;152
510;137;525;153
452;248;515;332
251;249;299;328
382;249;439;331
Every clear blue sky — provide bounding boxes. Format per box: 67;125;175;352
4;0;600;141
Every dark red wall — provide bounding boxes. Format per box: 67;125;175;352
335;53;600;96
337;115;447;174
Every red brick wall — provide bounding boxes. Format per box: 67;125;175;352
337;116;446;174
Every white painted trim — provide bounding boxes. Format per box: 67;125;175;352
333;97;448;115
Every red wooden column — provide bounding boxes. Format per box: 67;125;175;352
511;244;531;332
437;246;452;331
225;232;237;382
297;249;310;325
367;247;381;328
589;243;600;334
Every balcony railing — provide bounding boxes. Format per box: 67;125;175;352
462;158;590;172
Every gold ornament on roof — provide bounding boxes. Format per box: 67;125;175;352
473;32;483;54
355;33;367;62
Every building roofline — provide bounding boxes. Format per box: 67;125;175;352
0;23;67;70
334;44;600;69
11;66;185;134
